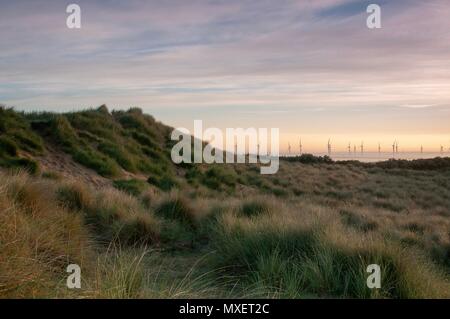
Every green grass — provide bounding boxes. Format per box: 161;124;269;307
0;108;44;154
155;194;196;225
271;187;289;197
340;210;378;233
99;142;137;173
0;108;44;174
201;166;237;190
113;179;148;196
211;213;449;298
0;156;39;174
239;198;274;218
147;174;178;191
0;136;18;156
22;106;174;178
72;148;120;177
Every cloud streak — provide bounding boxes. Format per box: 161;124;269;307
0;0;449;148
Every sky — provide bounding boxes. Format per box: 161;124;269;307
1;0;450;152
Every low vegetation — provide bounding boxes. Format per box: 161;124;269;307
1;107;449;299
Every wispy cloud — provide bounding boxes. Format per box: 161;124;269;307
0;0;449;142
400;104;436;109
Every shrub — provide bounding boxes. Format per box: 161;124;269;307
375;158;450;170
284;154;333;164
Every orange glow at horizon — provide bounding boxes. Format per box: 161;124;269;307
279;134;450;154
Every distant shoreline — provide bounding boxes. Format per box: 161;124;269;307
283;152;449;163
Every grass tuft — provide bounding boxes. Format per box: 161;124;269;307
239;198;274;218
113;179;148;196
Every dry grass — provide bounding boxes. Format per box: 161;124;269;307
2;107;449;299
56;181;161;246
1;161;449;299
211;199;450;298
0;172;93;297
0;172;160;298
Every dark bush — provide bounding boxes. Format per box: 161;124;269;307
284;154;333;164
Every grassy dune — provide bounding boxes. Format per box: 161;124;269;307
0;106;449;298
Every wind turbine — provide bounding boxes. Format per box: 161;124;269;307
395;141;399;154
378;142;381;154
288;142;291;155
327;138;332;155
440;145;444;155
299;138;303;155
420;145;423;154
360;141;364;155
392;140;396;158
348;142;351;154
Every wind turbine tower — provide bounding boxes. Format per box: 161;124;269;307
327;139;332;156
299;139;303;155
360;141;364;155
392;140;396;158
